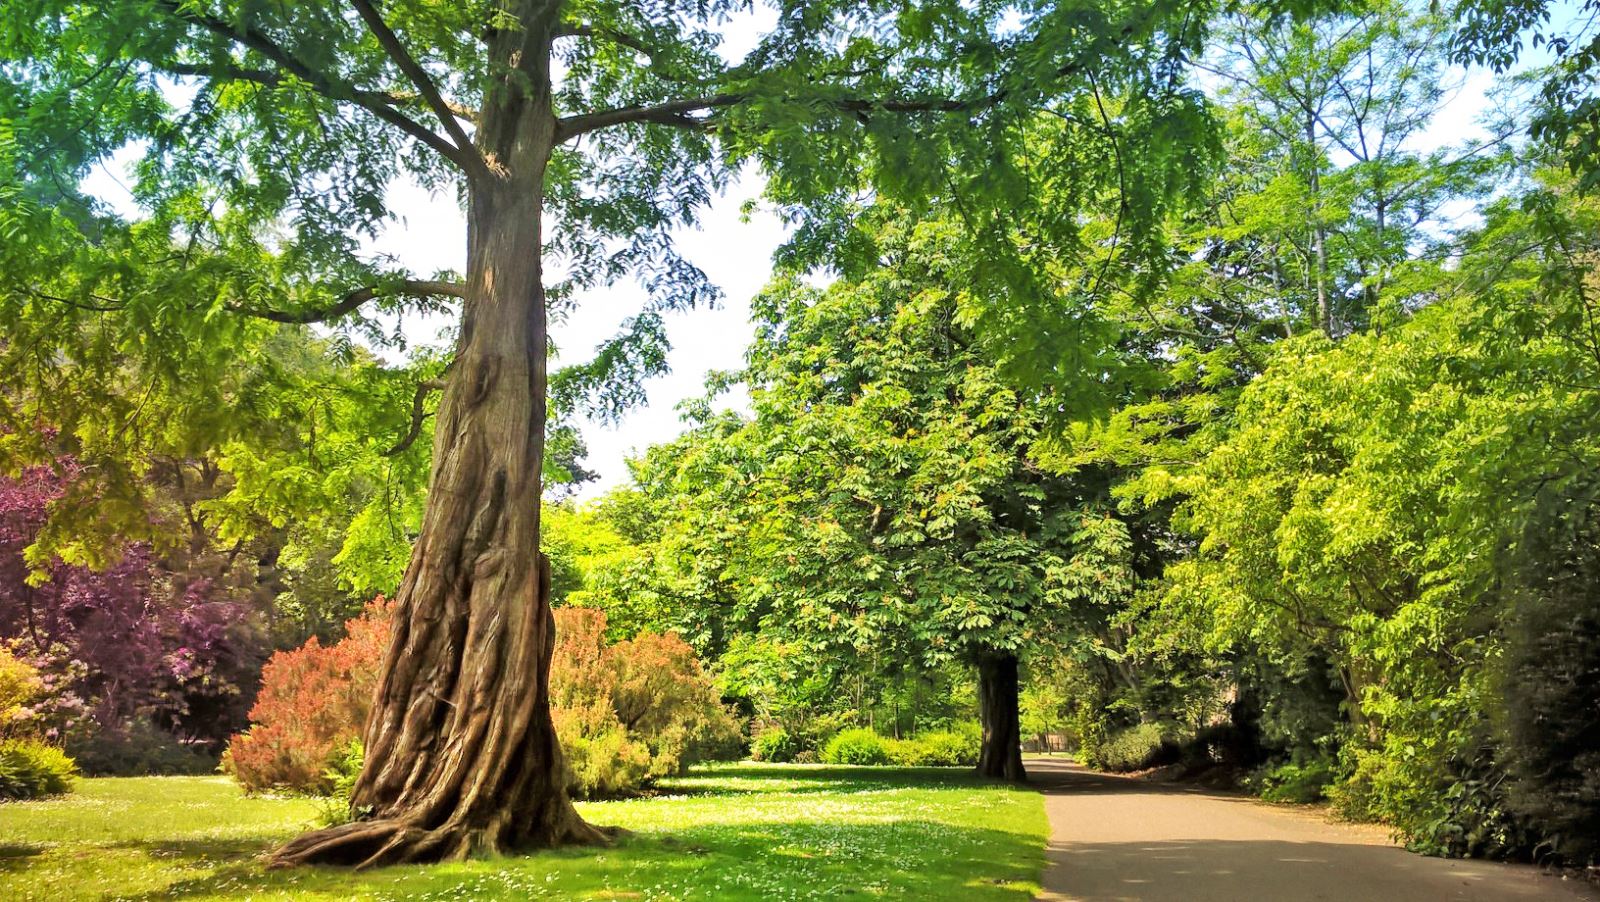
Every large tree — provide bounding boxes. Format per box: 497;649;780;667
4;0;1217;866
622;218;1143;780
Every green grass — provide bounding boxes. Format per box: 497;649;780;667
0;763;1047;901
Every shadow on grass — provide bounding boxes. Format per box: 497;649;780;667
106;837;275;860
0;844;43;872
0;766;1043;900
120;817;1040;901
660;764;997;797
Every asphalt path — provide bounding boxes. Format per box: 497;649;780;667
1029;757;1597;902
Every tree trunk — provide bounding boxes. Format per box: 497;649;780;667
272;28;603;867
975;652;1026;782
1307;108;1331;335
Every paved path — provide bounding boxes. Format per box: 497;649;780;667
1029;758;1597;902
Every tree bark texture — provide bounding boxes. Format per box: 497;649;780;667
976;651;1026;782
272;11;603;868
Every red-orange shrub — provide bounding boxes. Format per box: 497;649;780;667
224;603;738;797
223;599;390;793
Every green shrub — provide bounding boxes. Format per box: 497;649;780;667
890;728;981;767
821;728;891;765
560;714;654;799
314;739;369;827
1084;722;1183;772
912;729;981;767
0;649;41;740
551;609;741;798
0;739;77;799
752;728;798;763
1328;720;1530;859
1498;481;1600;863
69;719;217;777
1250;757;1336;804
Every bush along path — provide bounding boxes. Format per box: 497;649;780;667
1029;758;1597;901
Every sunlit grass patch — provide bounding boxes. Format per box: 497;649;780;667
0;763;1046;900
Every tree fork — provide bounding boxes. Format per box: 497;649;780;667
975;651;1026;782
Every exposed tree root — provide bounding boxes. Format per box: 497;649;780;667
269;807;610;870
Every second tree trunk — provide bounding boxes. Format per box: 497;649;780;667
976;651;1026;782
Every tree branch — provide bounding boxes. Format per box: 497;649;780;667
553;20;1138;143
156;0;476;172
232;279;469;324
161;62;426;112
554;23;660;61
558;91;1004;141
554;84;1014;142
556;94;740;140
349;0;481;162
386;376;448;456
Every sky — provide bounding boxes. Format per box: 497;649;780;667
78;6;1518;503
361;168;789;499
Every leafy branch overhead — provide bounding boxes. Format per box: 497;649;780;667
5;0;1236;416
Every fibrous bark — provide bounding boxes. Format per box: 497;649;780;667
976;651;1026;782
272;11;605;867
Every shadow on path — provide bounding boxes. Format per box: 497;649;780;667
1029;758;1595;902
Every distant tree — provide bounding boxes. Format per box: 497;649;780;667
1453;0;1600;189
635;219;1142;780
0;460;266;752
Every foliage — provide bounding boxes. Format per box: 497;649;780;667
68;718;217;777
1452;0;1600;190
0;463;270;758
1247;756;1338;804
1497;476;1600;864
550;608;741;799
224;599;390;793
891;728;983;768
0;647;40;739
1090;166;1600;855
0;738;77;799
750;728;798;764
821;728;893;766
315;739;369;828
1082;723;1184;773
0;766;1048;901
613;218;1147;772
767;726;981;770
227;602;736;799
1019;672;1072;749
557;714;655;801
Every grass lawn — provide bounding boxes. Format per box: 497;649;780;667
0;763;1047;901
